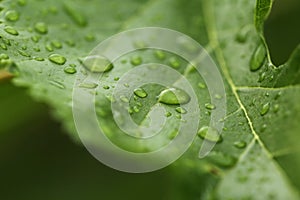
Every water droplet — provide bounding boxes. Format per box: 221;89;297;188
64;3;87;27
175;107;187;114
114;77;120;81
197;126;222;143
18;49;30;57
158;88;190;105
250;44;266;71
49;80;65;89
83;55;113;73
48;54;67;65
168;129;178;140
128;108;133;114
273;104;279;113
133;106;139;113
4;26;19;36
169;57;180;68
5;10;19;22
79;82;98;89
234;141;247;149
130;55;142;66
134;88;147;98
258;72;266;82
33;47;40;52
64;66;76;74
198;82;206;89
154;50;166;60
205;103;216;110
45;44;54;52
85;33;95;42
102;85;110;90
34;22;48;34
66;39;75;47
260;103;270;116
51;40;62;49
165;111;172;117
0;44;7;50
31;35;40;43
34;57;44;61
274;91;282;100
120;95;129;103
0;53;9;60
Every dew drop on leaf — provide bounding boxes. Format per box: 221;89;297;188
233;141;247;149
83;55;114;73
165;111;172;117
34;57;44;61
158;87;190;105
154;50;166;60
197;126;222;143
120;95;129;103
51;40;63;49
4;26;19;36
34;22;48;34
130;55;142;66
169;57;180;68
175;107;187;114
205;103;216;110
260;103;270;116
79;82;98;89
250;43;266;71
5;10;20;22
48;54;67;65
64;66;77;74
134;88;148;98
102;85;110;90
207;151;236;168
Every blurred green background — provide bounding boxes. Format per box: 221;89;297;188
1;0;300;199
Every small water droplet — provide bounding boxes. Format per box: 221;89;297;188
34;22;48;34
33;47;40;52
0;44;8;50
134;88;147;98
133;106;139;113
158;88;190;105
260;103;270;116
130;55;142;66
31;35;40;43
83;55;113;73
198;82;206;89
17;49;30;57
51;40;62;49
274;91;282;100
168;129;178;140
18;0;27;6
205;103;216;110
64;66;76;74
120;95;129;103
79;82;98;89
165;111;172;117
197;126;222;143
154;50;166;60
34;57;44;61
250;44;266;71
5;10;20;22
85;33;95;42
234;141;247;149
45;44;54;52
273;104;279;113
4;26;19;36
175;107;187;114
235;26;249;43
128;108;133;114
258;72;266;82
114;77;120;81
169;57;180;68
102;85;110;90
48;54;66;65
0;53;9;60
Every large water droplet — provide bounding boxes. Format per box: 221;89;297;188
5;10;19;22
197;126;222;143
48;54;67;65
158;88;190;105
250;44;266;71
134;88;147;98
34;22;48;34
260;103;270;116
83;55;113;73
4;26;19;36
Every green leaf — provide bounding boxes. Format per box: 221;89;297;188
1;0;300;199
